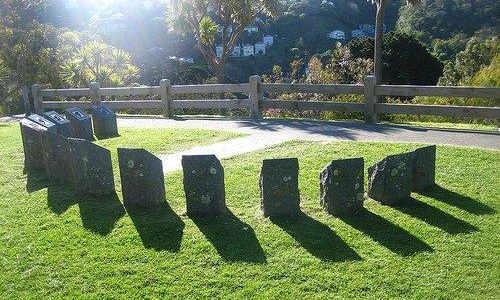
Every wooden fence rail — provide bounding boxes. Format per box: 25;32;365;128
31;75;500;123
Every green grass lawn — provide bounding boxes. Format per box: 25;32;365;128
1;123;499;299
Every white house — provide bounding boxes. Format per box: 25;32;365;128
242;44;254;57
263;35;274;46
327;30;346;40
180;57;194;64
351;29;365;39
254;42;266;55
243;25;259;34
217;25;233;36
231;45;241;58
215;45;223;58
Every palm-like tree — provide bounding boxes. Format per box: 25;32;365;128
371;0;420;84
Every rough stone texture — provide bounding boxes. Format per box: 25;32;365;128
19;118;47;171
410;145;436;191
118;148;165;207
320;158;364;216
43;111;72;137
368;152;413;205
27;114;57;132
91;104;118;138
42;130;71;184
67;138;115;195
181;155;226;217
260;158;300;217
65;107;93;140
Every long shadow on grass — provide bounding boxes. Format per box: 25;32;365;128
393;197;477;234
340;209;433;256
271;212;361;262
126;202;185;252
47;185;125;236
418;185;495;215
191;210;266;263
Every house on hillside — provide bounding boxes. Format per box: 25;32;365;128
244;25;259;34
216;45;223;58
327;30;346;40
351;29;365;39
255;42;266;55
263;35;274;46
231;45;241;58
242;44;255;57
180;57;194;64
217;25;233;36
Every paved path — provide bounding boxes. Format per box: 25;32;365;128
115;117;500;173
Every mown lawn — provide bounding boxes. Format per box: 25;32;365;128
0;123;499;299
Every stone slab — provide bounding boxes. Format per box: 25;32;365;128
368;152;413;205
410;145;436;191
320;158;364;216
118;148;165;207
27;114;57;132
91;104;118;138
181;155;226;217
260;158;300;217
19;118;47;171
65;107;93;140
42;130;71;184
43;111;72;137
67;138;115;195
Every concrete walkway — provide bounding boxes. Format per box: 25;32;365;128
115;117;500;173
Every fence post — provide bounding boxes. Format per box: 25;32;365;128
89;82;101;105
21;85;31;114
249;75;262;118
160;79;173;118
31;84;43;114
364;75;377;123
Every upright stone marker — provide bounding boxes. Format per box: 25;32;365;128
67;138;115;195
43;111;72;137
410;145;436;191
260;158;300;217
19;118;47;171
368;152;412;205
65;107;93;140
181;155;226;217
42;131;71;184
320;158;364;216
91;104;118;138
27;114;57;132
118;148;165;207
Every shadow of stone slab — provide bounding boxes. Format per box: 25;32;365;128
271;212;362;262
191;210;267;264
126;201;185;252
340;209;433;256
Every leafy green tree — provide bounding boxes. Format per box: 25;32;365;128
439;37;499;86
370;0;420;84
167;0;282;82
60;42;140;87
348;32;443;85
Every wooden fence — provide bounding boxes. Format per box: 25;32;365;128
30;75;500;123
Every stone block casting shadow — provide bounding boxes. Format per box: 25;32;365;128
191;210;267;264
126;202;185;252
25;169;48;193
271;212;361;262
47;185;125;236
340;209;433;256
393;198;478;235
419;185;495;215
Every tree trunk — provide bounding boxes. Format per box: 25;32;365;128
374;0;386;85
215;65;225;84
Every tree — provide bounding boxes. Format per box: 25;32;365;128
439;37;499;86
370;0;420;84
60;42;140;87
167;0;282;83
348;32;443;85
